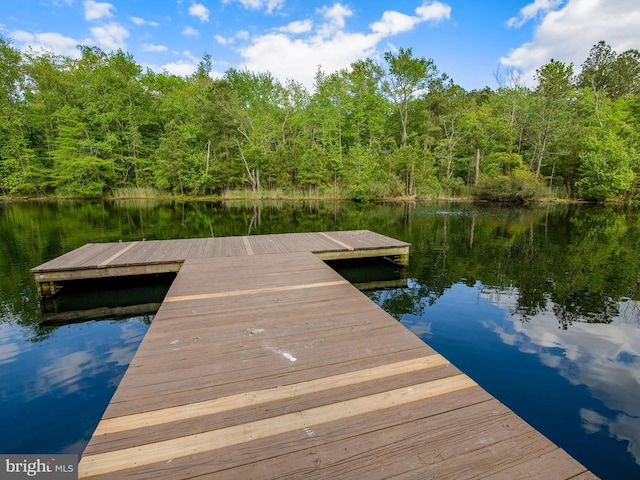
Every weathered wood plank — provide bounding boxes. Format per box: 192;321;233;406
198;398;533;480
85;364;462;455
96;241;139;267
164;280;350;303
79;375;477;478
102;326;426;414
93;354;450;436
81;388;496;479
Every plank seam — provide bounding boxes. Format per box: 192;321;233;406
242;236;255;255
164;280;350;303
78;374;477;478
318;232;355;251
93;354;450;435
96;242;139;268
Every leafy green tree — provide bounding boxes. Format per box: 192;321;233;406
306;68;349;191
51;105;112;196
383;48;436;147
460;93;514;186
577;131;635;200
2;36;639;202
152;120;202;194
344;144;383;201
224;68;298;190
75;48;153;189
344;59;388;148
574;43;639;201
578;41;640;100
432;83;468;183
0;37;31;194
534;60;576;177
201;78;246;191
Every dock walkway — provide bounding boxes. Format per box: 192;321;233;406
31;230;409;295
32;231;596;479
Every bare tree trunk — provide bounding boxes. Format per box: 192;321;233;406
410;161;415;196
536;131;548;179
446;139;454;180
475;148;481;186
236;139;256;190
205;140;211;174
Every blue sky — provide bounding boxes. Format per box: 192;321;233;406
2;0;639;92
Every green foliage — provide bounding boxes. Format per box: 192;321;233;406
578;41;640;98
344;145;383;202
577;132;635;201
0;39;637;202
474;170;547;202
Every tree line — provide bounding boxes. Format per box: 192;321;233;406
0;38;639;201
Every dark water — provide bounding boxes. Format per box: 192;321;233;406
1;200;639;479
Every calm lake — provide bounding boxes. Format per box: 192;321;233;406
1;200;639;479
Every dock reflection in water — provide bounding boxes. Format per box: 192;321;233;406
40;274;174;325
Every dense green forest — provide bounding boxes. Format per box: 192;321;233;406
0;37;639;201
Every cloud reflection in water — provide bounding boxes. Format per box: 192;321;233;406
481;287;640;466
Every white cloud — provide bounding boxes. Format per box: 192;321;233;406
189;3;210;22
182;26;199;37
279;20;313;35
371;1;450;36
317;3;352;37
36;351;92;396
84;0;115;21
416;1;452;21
182;50;199;63
142;43;168;52
215;34;231;46
9;30;80;57
130;16;159;27
507;0;563;28
237;1;453;90
222;0;284;14
161;60;197;76
501;0;640;86
239;30;380;89
371;11;421;36
90;22;129;51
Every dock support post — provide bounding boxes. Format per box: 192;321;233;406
36;279;61;297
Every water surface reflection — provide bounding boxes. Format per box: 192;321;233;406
483;288;640;464
0;318;150;455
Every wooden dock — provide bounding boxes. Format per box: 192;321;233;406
31;230;409;296
32;231;597;479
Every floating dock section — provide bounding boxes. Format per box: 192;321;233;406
31;231;596;479
31;230;409;296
